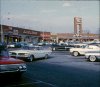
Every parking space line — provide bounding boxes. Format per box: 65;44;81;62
5;80;58;87
36;80;58;87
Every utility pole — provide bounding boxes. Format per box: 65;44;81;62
42;31;44;43
0;3;4;42
0;24;4;42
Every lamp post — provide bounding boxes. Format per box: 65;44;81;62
0;17;4;42
43;31;44;43
0;2;4;43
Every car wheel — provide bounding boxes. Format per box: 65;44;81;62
53;48;56;51
44;54;48;59
73;51;79;56
89;55;97;62
29;55;34;62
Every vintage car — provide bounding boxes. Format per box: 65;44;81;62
73;43;87;48
9;46;52;62
0;43;27;77
70;44;100;56
51;44;74;51
85;51;100;62
7;42;29;48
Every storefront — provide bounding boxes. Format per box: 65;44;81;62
0;25;40;44
20;29;40;44
39;32;51;42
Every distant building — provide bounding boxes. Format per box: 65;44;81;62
0;25;99;44
0;25;52;44
0;25;40;44
50;33;58;43
55;33;99;43
39;31;51;42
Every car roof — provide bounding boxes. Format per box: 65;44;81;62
88;43;100;45
87;44;100;48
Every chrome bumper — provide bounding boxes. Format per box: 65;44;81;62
0;64;27;74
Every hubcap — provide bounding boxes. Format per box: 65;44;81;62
74;52;78;56
89;56;96;62
29;56;33;61
53;48;55;51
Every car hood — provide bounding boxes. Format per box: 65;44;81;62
10;50;30;53
0;57;25;64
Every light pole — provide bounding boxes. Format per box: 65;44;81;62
0;17;4;42
42;31;44;43
0;1;4;43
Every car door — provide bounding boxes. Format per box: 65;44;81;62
37;47;46;58
30;47;44;58
81;45;98;55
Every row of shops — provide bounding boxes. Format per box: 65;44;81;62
51;33;100;43
0;25;99;44
0;25;51;44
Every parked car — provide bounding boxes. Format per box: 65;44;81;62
0;43;27;77
7;42;29;48
15;42;29;48
9;46;52;62
38;42;45;46
73;43;87;48
70;44;100;56
85;51;100;62
7;42;16;48
51;44;74;51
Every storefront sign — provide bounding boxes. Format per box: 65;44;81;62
23;30;38;35
13;29;18;35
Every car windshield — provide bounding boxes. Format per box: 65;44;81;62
74;45;87;48
82;45;87;48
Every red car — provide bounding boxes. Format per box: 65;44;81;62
0;43;27;77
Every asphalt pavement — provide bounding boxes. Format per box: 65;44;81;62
0;51;100;87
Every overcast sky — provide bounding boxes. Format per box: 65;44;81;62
1;0;99;34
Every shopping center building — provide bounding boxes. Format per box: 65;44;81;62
51;33;99;43
0;25;41;44
0;25;99;44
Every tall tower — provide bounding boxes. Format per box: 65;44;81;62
74;17;82;42
74;17;82;35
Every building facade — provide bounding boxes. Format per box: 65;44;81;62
39;31;51;42
0;25;40;44
0;25;99;44
51;33;99;43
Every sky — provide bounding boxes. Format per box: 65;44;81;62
0;0;100;34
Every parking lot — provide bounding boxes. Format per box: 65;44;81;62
0;51;100;87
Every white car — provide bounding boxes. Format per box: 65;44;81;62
70;44;100;56
73;43;87;48
9;46;52;62
85;51;100;62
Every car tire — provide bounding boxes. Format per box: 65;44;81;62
44;54;48;59
52;48;56;51
29;55;34;62
89;55;97;62
73;51;79;56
